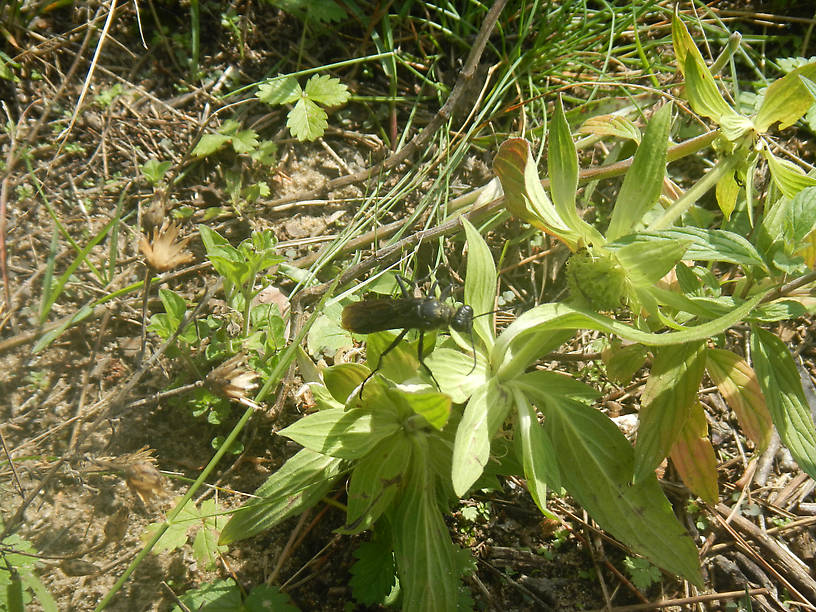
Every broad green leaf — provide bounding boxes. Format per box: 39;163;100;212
543;399;702;585
493;138;584;250
493;295;765;378
426;346;487;404
754;62;816;132
635;342;707;481
388;386;451;431
343;436;411;534
287;97;328;141
462;217;497;349
192;523;225;570
613;237;690;287
322;363;368;403
279;407;401;459
219;449;348;544
607;228;765;269
607;103;672;241
750;327;816;478
782;186;816;244
670;402;719;504
765;151;816;199
257;75;301;105
244;585;299;612
705;348;771;450
392;439;459;611
603;342;648;385
303;74;350;106
158;288;187;327
172;579;241;612
577;113;641;143
452;379;512;495
549;98;579;231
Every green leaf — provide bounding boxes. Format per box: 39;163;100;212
219;449;348;544
510;382;561;513
230;129;259;154
392;439;460;611
493;138;586;250
388;386;451;431
603;342;648;385
426;347;487;404
349;536;397;606
303;74;350;106
706;348;771;449
172;579;241;612
613;237;690;287
462;217;497;350
670;402;719;504
754;62;816;132
141;158;171;185
493;295;765;379
635;342;707;481
607;228;766;269
343;436;411;534
158;288;187;327
322;363;368;403
549;98;579;230
765;151;816;199
715;168;740;219
257;75;301;105
750;327;816;479
577;114;641;143
543;399;702;585
244;584;300;612
606;103;672;241
452;379;512;495
279;407;401;460
287;97;328;141
672;16;735;124
783;186;816;244
192;133;232;157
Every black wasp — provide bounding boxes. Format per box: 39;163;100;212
342;275;476;395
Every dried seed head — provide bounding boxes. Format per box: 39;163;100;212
206;353;259;402
139;220;194;272
125;461;165;504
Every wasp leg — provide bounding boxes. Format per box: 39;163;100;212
395;274;413;299
417;329;441;389
359;328;409;398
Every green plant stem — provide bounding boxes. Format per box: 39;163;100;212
649;155;739;231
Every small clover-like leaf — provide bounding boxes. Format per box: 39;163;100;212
287;97;328;141
303;74;350;107
257;76;301;105
230;129;259;154
192;133;231;158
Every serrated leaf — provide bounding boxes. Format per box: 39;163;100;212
607;103;672;241
543;398;702;585
670;402;718;504
451;379;512;495
230;129;259;154
219;449;348;544
192;133;232;157
172;579;241;612
349;537;397;605
765;151;816;199
578;114;641;143
192;526;224;570
244;585;299;612
287;98;328;141
257;75;301;105
635;342;707;481
705;348;772;450
750;327;816;478
754;62;816;132
303;74;350;106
